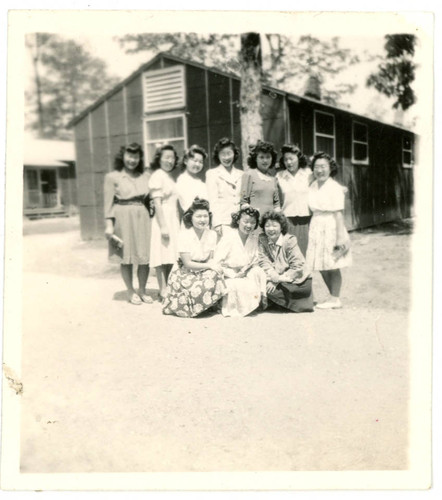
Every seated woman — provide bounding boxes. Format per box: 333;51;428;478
162;198;226;318
213;205;267;317
258;211;314;313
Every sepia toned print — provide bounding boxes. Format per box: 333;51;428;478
1;8;434;492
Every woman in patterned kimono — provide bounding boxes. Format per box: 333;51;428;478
162;198;226;318
213;205;267;317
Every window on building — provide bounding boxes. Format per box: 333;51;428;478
142;65;185;114
352;121;369;164
144;113;187;163
402;136;414;168
314;110;335;157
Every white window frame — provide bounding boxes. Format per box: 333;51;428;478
143;112;188;163
352;120;369;165
402;135;414;169
314;110;336;157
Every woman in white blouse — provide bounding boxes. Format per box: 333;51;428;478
213;205;267;317
162;198;226;318
176;145;208;213
306;152;352;309
276;144;313;256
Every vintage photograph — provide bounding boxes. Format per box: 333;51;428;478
1;7;434;491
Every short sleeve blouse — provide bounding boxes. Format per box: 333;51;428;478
149;169;176;200
308;178;345;213
178;227;218;262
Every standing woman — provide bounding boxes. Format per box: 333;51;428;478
149;144;181;301
206;138;243;238
276;144;313;256
306;152;352;309
162;198;226;318
240;140;280;218
176;145;208;213
104;143;153;305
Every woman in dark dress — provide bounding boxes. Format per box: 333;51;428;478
258;211;313;312
240;140;280;220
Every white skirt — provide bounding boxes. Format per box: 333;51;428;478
306;212;352;271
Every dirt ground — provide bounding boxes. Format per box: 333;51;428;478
19;216;412;472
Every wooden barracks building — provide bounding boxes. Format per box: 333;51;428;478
69;52;416;240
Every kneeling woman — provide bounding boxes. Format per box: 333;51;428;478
162;198;226;318
258;211;314;312
213;205;267;317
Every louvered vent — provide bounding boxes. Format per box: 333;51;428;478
143;65;185;113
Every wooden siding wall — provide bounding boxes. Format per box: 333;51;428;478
186;66;243;173
73;58;415;239
74;76;144;239
288;100;414;231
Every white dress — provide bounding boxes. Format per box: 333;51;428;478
176;171;209;212
148;169;180;267
213;230;267;317
306;177;352;271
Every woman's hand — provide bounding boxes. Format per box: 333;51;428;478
223;268;238;279
208;261;223;274
104;220;114;240
266;281;277;294
160;228;170;244
278;273;292;283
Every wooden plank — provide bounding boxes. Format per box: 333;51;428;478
126;76;143;135
208;72;230;126
91;103;107;138
77;172;95;206
107;89;125;138
79;206;98;240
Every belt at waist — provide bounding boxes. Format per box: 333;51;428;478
114;196;145;206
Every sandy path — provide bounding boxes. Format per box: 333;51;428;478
20;269;409;472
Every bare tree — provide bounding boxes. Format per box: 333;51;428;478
239;33;263;169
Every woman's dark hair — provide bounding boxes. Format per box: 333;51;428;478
212;137;240;166
247;140;278;169
180;144;207;170
182;197;213;229
149;144;179;170
230;204;260;230
114;142;145;174
260;210;289;235
278;143;308;170
311;151;339;178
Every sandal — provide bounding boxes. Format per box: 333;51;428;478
129;292;142;305
140;293;153;304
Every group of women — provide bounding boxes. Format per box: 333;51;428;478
104;138;352;317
